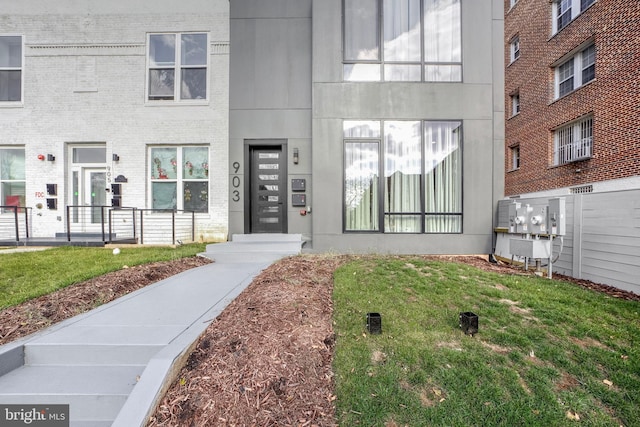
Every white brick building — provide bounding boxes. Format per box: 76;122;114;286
1;0;230;243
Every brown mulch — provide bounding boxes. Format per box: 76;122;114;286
2;253;638;427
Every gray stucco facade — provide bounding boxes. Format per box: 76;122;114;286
229;0;504;254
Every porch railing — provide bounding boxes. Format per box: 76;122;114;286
65;205;195;245
0;206;32;242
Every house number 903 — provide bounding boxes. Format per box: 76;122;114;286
232;161;241;202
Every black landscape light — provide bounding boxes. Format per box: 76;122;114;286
367;312;382;334
459;312;478;336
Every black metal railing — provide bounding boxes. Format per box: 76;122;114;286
65;205;195;245
0;206;32;242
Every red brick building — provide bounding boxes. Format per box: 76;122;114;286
504;0;640;196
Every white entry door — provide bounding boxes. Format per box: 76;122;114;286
69;145;108;231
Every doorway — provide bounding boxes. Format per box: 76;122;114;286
248;144;287;233
69;145;108;231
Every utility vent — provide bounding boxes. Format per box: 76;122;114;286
570;185;593;194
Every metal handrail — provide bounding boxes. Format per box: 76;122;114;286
0;206;31;242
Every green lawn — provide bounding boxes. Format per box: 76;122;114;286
0;244;207;309
333;257;640;426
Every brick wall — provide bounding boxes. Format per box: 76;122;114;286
504;0;640;196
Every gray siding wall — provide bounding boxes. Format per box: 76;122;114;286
310;0;505;253
496;190;640;295
228;0;313;238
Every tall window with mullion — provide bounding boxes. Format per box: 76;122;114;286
150;146;209;212
344;0;461;82
0;148;26;210
344;120;462;233
0;36;22;102
148;33;208;101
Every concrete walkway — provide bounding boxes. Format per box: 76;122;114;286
0;234;303;427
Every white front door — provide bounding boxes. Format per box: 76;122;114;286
69;145;108;231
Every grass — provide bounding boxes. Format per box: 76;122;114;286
333;257;640;427
0;243;207;309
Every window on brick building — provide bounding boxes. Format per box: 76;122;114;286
0;148;26;210
149;146;209;212
553;0;596;33
0;35;22;103
510;92;520;116
553;115;593;165
510;0;518;7
511;145;520;170
554;43;595;99
509;36;520;63
147;33;208;102
343;0;461;82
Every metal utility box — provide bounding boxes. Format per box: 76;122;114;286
515;204;532;234
46;183;57;196
510;238;551;259
527;205;548;235
548;198;566;236
291;179;306;191
508;201;521;233
292;193;306;207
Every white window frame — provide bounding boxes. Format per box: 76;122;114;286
0;147;26;210
149;146;210;213
0;34;23;105
510;36;520;63
510;0;518;8
554;43;595;99
510;93;520;116
511;145;520;170
553;115;593;165
146;32;210;104
552;0;596;34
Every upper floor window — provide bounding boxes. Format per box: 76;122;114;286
553;0;595;33
147;33;208;102
554;44;595;99
553;115;593;165
343;0;461;82
510;36;520;63
0;148;26;209
510;92;520;116
510;145;520;170
0;36;22;103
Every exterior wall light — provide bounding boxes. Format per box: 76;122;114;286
47;154;55;161
112;154;120;162
293;148;299;164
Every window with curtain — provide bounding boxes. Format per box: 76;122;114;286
0;148;26;209
147;33;208;102
150;146;209;212
344;0;461;82
344;120;462;233
0;35;22;103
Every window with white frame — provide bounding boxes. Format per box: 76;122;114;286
555;44;595;98
0;36;22;103
150;146;209;212
510;0;518;7
510;36;520;63
344;120;462;233
511;92;520;116
553;0;596;33
511;145;520;170
343;0;462;82
147;33;208;102
553;115;593;165
0;148;26;208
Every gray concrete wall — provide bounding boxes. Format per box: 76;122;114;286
496;190;640;295
228;0;313;239
310;0;505;253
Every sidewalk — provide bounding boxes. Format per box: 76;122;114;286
0;234;303;427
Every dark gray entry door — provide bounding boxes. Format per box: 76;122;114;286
250;147;286;233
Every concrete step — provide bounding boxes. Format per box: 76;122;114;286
231;233;302;243
25;343;162;366
0;364;143;423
